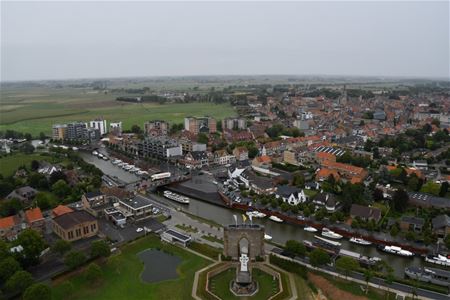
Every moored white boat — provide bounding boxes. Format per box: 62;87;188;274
314;235;342;247
425;254;450;267
349;237;372;245
380;245;414;257
304;226;318;233
245;211;267;218
321;228;343;240
269;215;283;223
92;150;98;156
264;234;272;241
163;190;189;204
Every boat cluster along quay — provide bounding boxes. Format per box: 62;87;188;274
92;150;109;161
223;197;450;267
303;235;382;266
113;159;149;176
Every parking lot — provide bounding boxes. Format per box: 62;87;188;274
99;216;166;244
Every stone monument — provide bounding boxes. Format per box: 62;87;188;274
226;220;264;296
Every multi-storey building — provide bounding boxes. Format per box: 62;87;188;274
82;191;108;217
144;120;169;136
83;127;101;143
66;122;87;140
222;117;247;130
89;119;108;135
109;122;122;136
184;116;216;134
139;136;182;159
52;124;67;140
179;138;207;153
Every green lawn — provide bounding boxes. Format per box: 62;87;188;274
201;235;223;244
0;153;62;177
175;224;198;233
209;268;279;300
51;235;210;300
0;87;236;136
188;242;222;260
292;274;314;300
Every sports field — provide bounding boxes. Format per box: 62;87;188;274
51;235;210;300
0;87;236;136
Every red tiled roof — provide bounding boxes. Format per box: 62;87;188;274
322;160;366;177
52;205;74;217
256;155;271;163
316;152;336;161
25;207;44;223
316;168;340;181
0;215;19;229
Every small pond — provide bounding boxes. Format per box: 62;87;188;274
137;249;182;283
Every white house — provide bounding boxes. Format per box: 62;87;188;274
275;185;307;206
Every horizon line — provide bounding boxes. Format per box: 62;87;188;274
2;73;450;84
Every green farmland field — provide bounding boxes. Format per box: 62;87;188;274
0;87;236;136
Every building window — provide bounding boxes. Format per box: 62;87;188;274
68;231;74;239
76;229;81;237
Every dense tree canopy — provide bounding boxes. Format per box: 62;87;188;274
16;229;46;267
23;283;51;300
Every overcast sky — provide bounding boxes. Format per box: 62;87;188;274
1;1;449;81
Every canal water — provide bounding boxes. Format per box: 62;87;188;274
81;152;425;277
182;197;426;277
79;151;139;183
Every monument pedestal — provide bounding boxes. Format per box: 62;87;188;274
230;266;258;296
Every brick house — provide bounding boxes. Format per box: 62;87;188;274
0;215;24;241
52;211;98;242
432;215;450;238
233;147;249;161
350;204;382;223
399;216;425;232
24;207;45;233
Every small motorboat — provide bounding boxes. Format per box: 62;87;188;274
349;237;372;245
304;226;318;233
379;245;414;257
269;215;283;223
321;228;343;240
264;234;272;241
425;254;450;267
